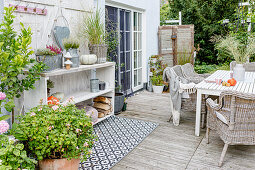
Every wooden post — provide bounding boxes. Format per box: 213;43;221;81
172;27;178;65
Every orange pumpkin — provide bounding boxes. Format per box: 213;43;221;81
227;78;237;86
47;96;60;105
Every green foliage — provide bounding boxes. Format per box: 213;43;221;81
35;49;57;56
151;75;164;86
149;55;166;86
11;100;96;162
195;63;230;74
168;0;239;64
0;135;37;169
79;8;105;45
177;49;193;65
215;35;255;64
47;80;54;89
63;37;80;51
0;7;45;114
160;3;171;25
0;115;10;121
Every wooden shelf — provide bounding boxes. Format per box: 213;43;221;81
40;62;115;77
63;89;114;104
94;114;114;125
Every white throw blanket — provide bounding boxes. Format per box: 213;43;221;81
163;67;196;126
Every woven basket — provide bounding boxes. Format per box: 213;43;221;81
89;44;108;64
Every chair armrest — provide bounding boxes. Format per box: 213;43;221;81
199;73;211;78
206;98;221;111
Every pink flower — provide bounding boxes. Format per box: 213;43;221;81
67;96;75;103
38;107;42;111
62;102;67;107
30;112;36;116
46;136;49;140
88;150;92;154
0;120;9;134
59;109;62;112
0;92;6;100
52;105;59;111
48;126;54;130
76;146;79;149
66;124;70;127
76;129;82;133
84;142;89;147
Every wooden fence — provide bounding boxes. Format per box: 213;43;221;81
158;25;194;67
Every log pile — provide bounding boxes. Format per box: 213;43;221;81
93;96;112;118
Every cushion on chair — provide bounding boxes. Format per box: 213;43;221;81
215;110;230;125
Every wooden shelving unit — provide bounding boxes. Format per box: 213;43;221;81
24;62;115;124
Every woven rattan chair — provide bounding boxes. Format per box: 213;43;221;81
170;65;207;127
230;61;255;72
206;91;255;167
181;63;210;84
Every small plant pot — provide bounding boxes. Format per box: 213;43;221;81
36;54;62;72
114;93;125;114
39;158;80;170
152;85;164;94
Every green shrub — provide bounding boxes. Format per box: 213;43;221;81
11;98;96;162
151;75;164;86
0;135;37;169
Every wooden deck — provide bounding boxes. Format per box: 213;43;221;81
112;91;255;170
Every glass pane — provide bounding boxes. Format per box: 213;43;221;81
138;13;142;31
134;70;138;87
120;73;124;91
120;32;124;52
134;51;138;69
126;12;130;31
120;52;125;72
126;71;131;90
120;10;124;31
134;12;137;31
138;32;142;50
126;52;130;70
138;51;142;68
126;32;130;51
138;69;142;85
134;32;137;50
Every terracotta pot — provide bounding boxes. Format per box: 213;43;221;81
39;158;80;170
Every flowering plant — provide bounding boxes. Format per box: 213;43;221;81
0;135;37;169
0;92;10;129
36;45;62;56
11;97;96;161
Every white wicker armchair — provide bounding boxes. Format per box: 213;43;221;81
206;91;255;167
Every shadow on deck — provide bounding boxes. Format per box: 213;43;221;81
113;91;255;170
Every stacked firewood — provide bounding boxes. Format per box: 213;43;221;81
93;96;112;118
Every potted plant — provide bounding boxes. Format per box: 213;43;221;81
11;97;96;169
0;7;46;124
0;135;37;169
216;35;255;81
79;9;107;64
151;75;164;94
63;37;80;68
36;45;62;72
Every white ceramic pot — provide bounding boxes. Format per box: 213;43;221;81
152;85;164;94
80;54;97;65
233;64;245;81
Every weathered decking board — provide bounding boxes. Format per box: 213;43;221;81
112;91;255;170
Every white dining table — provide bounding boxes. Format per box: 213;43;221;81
195;70;255;136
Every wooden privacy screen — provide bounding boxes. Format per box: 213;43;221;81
158;25;194;67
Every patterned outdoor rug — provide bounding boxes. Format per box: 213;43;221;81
79;116;158;170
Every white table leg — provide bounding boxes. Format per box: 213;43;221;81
195;89;202;136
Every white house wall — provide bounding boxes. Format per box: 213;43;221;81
3;0;94;53
102;0;160;86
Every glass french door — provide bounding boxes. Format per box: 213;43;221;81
133;12;142;89
106;6;132;95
